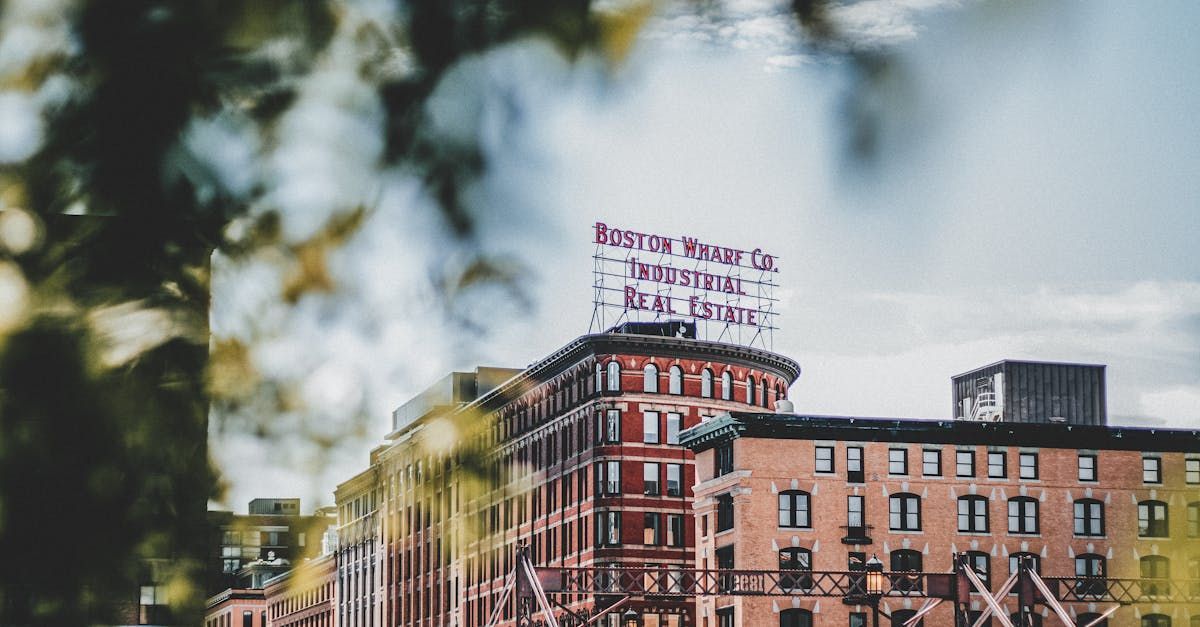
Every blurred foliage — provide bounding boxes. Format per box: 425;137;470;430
0;0;891;624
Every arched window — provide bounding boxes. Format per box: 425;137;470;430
889;493;921;531
594;363;602;393
721;371;733;400
778;490;811;528
1008;497;1039;534
778;547;813;591
1074;498;1104;536
1141;555;1170;597
1075;553;1106;596
958;495;989;532
1142;615;1171;627
779;609;813;627
965;551;991;588
746;375;756;405
643;364;659;393
891;549;923;592
606;361;620;392
669;365;683;395
1138;500;1169;537
891;609;922;627
1077;614;1107;627
1009;552;1040;576
701;368;714;398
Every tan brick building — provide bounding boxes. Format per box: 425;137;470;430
682;414;1200;627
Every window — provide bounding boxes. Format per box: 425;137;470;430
643;364;659;393
760;379;769;407
666;463;682;497
847;495;865;534
643;463;660;496
923;449;941;476
891;549;923;592
1138;500;1168;537
956;450;975;477
715;443;734;477
701;369;714;398
606;361;621;391
1008;552;1040;575
987;451;1006;478
815;446;834;473
1144;457;1162;483
778;548;813;591
1074;499;1104;536
668;365;683;394
966;612;993;627
891;610;922;627
716;607;734;627
1140;556;1170;597
665;412;682;445
243;611;252;627
889;448;908;475
643;411;659;444
666;514;684;547
1078;454;1097;481
889;493;921;531
595;362;603;393
778;491;811;528
598;511;621;546
850;613;868;627
1141;615;1171;627
1075;554;1106;596
1188;501;1199;537
746;376;756;404
597;460;621;495
1019;452;1039;479
847;447;864;483
603;409;620;443
965;551;991;588
644;513;661;545
1008;497;1039;534
721;371;733;400
716;494;734;532
1185;458;1200;484
716;544;735;570
779;609;813;627
958;496;989;533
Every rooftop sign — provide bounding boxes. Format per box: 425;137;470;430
589;221;779;348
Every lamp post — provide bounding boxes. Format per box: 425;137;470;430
865;554;885;627
621;608;641;627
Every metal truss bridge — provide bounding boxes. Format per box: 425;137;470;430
489;548;1200;627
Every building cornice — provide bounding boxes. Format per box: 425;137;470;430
679;412;1200;454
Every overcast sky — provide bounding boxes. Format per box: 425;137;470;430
212;1;1200;513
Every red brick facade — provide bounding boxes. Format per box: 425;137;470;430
687;415;1200;626
264;554;335;627
337;333;799;626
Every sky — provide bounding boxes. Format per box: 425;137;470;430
210;0;1200;513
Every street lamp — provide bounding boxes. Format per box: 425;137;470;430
865;554;885;627
621;608;641;627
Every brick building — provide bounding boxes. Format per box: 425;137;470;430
205;588;267;627
332;326;799;626
264;553;336;627
681;412;1200;626
208;499;336;596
